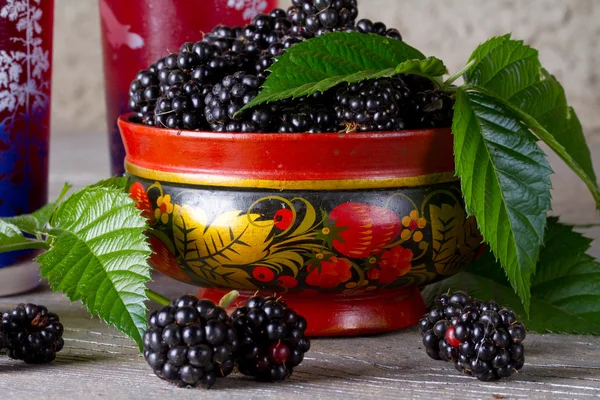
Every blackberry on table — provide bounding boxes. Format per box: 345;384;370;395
232;296;310;381
1;303;65;364
143;295;238;389
420;291;526;381
0;312;6;351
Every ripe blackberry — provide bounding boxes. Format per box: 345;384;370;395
232;296;310;381
1;303;64;363
352;18;402;40
277;99;336;133
408;90;455;129
287;0;358;38
204;72;273;132
143;295;238;389
0;312;6;350
129;68;160;119
334;77;411;132
154;80;213;130
420;291;526;381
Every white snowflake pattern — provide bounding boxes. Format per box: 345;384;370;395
0;0;50;130
226;0;268;21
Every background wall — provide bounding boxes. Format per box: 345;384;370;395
51;0;600;135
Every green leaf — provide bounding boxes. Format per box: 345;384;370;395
90;176;127;190
0;220;31;252
422;218;600;334
239;32;447;112
464;35;599;208
2;183;72;235
37;185;152;350
452;88;552;311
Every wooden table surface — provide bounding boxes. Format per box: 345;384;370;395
1;128;599;399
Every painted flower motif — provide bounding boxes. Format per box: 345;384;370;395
276;276;298;289
129;182;154;224
252;266;275;282
367;245;413;285
149;236;190;283
401;209;427;243
154;194;174;224
306;256;353;289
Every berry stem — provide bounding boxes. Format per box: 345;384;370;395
146;289;170;306
0;239;50;254
218;290;240;309
443;58;478;87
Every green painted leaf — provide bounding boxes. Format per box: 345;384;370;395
37;185;152;350
239;32;447;112
464;35;599;207
422;218;600;334
452;88;552;311
2;183;72;235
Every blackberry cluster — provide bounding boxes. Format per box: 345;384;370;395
275;101;335;133
1;303;65;364
419;291;526;381
129;1;455;132
409;90;455;129
204;72;272;132
232;296;310;381
287;0;358;37
143;295;237;388
0;313;6;351
334;77;411;132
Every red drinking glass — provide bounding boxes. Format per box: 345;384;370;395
99;0;278;175
0;0;54;295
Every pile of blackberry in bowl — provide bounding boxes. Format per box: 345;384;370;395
128;0;454;133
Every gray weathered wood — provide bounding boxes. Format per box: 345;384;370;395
0;129;598;399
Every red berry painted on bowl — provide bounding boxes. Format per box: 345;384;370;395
305;257;352;289
274;208;293;230
329;202;401;259
253;266;275;282
129;181;154;224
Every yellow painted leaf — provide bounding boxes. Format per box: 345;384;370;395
430;203;482;276
174;205;274;267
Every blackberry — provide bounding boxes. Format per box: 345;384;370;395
1;303;64;363
334;77;411;132
232;296;310;381
143;295;237;388
129;68;160;118
354;18;402;40
407;90;454;129
287;0;358;38
420;291;526;381
278;100;336;133
154;80;213;130
204;72;272;132
0;312;6;351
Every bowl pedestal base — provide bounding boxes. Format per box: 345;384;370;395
197;286;426;336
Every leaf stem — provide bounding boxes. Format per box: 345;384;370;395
0;240;49;254
444;58;478;87
146;289;170;306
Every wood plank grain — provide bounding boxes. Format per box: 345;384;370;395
1;273;599;400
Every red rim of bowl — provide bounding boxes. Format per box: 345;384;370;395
118;113;456;190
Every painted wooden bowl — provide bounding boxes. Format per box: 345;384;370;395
118;115;482;336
